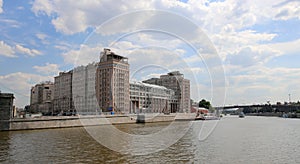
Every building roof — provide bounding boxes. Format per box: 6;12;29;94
0;93;14;98
130;81;169;90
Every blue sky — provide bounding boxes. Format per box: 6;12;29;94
0;0;300;107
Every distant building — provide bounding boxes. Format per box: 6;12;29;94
30;81;54;114
73;63;99;115
143;71;190;113
0;92;14;130
96;49;130;113
0;92;14;120
129;82;176;113
53;71;74;114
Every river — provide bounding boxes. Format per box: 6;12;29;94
0;116;299;163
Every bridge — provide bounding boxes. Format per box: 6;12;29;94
215;104;300;113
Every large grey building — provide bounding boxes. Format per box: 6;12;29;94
73;62;99;115
130;82;176;113
143;71;190;113
96;49;130;113
30;81;54;114
53;71;74;114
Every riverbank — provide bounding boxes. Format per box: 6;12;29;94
0;113;196;131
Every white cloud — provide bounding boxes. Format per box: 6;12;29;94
31;0;156;34
61;44;101;66
0;40;16;57
33;63;60;75
31;0;54;16
0;18;21;28
225;45;281;67
268;38;300;56
0;0;3;13
0;72;53;107
36;33;47;40
212;30;278;61
224;38;300;69
15;44;42;57
273;0;300;20
30;0;300;36
0;41;42;58
224;65;300;104
36;33;50;45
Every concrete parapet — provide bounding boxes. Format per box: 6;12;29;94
2;114;177;131
174;113;196;121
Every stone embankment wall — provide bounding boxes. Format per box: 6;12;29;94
1;114;177;131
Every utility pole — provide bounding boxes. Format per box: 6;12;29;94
289;94;291;104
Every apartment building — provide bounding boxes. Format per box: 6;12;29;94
96;49;130;113
30;81;54;114
73;62;99;115
53;71;74;114
129;82;176;114
143;71;190;113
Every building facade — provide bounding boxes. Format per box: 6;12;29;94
0;93;14;120
30;81;54;114
0;92;14;130
143;71;190;113
73;62;99;115
53;71;74;114
130;82;176;113
96;48;130;113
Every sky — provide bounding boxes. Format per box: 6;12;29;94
0;0;300;108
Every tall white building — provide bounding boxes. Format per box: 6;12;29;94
73;62;99;115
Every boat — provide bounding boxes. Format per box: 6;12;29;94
282;113;288;118
195;113;220;120
239;112;245;118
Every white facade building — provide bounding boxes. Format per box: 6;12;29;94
130;82;176;113
143;71;191;113
73;63;99;115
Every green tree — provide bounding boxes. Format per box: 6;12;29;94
198;99;211;109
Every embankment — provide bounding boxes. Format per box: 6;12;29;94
0;113;186;131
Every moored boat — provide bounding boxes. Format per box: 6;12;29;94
239;112;245;118
195;113;220;120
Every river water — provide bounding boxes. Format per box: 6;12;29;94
0;116;299;163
